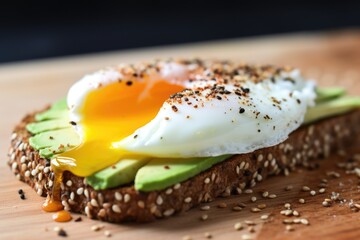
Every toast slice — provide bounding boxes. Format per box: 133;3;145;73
8;107;360;222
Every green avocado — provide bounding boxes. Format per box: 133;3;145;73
26;88;360;192
35;98;68;121
26;118;71;134
304;96;360;124
29;128;81;158
134;155;230;191
315;87;346;103
27;98;80;158
86;158;149;190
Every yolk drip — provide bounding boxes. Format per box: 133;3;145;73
42;196;64;212
44;78;184;216
52;210;72;222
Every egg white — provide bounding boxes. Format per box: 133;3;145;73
68;62;316;158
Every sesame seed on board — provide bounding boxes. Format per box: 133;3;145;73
200;205;211;211
234;222;243;231
232;206;243;211
200;214;208;221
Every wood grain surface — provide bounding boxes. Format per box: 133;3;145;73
1;29;360;240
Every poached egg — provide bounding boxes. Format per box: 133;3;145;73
52;59;316;177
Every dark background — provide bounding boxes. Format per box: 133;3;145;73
1;1;360;63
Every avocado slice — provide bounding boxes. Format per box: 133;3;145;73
315;87;346;103
35;109;68;121
304;96;360;124
26;118;71;134
86;158;149;190
134;155;231;191
29;128;81;158
27;98;81;158
50;98;68;110
35;98;68;121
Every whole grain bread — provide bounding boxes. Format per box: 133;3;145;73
7;108;360;222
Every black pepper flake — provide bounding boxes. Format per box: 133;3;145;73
69;121;77;126
165;117;170;120
264;115;270;120
126;81;133;86
258;129;261;133
170;93;184;99
296;99;301;104
171;105;178;112
18;189;23;194
216;96;222;100
239;107;245;114
234;90;242;96
134;134;138;139
58;229;67;237
284;77;295;84
74;217;82;222
20;194;26;200
49;136;54;140
241;87;250;93
164;165;170;170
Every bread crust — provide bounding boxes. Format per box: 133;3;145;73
7;109;360;222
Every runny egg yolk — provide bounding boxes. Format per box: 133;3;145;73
52;78;184;177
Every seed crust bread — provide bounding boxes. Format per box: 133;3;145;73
7;108;360;222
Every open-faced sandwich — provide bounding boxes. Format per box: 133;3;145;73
8;59;360;222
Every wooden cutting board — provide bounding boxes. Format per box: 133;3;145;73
1;29;360;240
